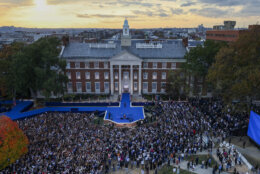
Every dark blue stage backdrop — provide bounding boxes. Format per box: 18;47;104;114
247;111;260;145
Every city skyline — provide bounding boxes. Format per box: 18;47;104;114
0;0;260;28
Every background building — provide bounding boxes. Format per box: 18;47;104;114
60;19;188;96
206;21;250;42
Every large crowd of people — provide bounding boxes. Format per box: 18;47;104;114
1;99;257;173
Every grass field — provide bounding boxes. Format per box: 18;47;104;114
92;116;104;125
185;154;218;167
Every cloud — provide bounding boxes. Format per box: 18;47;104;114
170;8;184;15
239;4;260;17
189;8;230;18
197;0;260;8
77;14;136;19
181;2;196;7
118;0;154;7
132;10;154;17
197;0;244;6
0;0;33;6
159;12;169;17
132;8;171;17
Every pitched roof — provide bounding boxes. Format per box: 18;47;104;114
61;39;187;59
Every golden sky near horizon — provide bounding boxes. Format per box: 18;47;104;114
0;0;259;28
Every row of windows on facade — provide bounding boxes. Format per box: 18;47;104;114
67;72;167;80
68;82;166;92
206;33;237;38
66;62;177;69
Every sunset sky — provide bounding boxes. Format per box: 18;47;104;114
0;0;259;28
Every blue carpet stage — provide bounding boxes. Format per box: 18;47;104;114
1;93;145;124
105;93;144;124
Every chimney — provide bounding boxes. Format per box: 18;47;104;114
182;38;188;47
62;36;69;46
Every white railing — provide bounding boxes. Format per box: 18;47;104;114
89;43;116;48
136;43;162;49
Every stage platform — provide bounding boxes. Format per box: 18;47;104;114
104;93;145;124
1;93;145;124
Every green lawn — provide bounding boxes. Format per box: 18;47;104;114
185;154;218;167
92;116;104;125
158;165;196;174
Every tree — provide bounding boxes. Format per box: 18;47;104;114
0;43;26;99
183;40;227;96
166;70;186;100
207;27;260;108
0;116;29;170
9;37;68;102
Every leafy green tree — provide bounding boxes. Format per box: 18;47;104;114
207;28;260;107
166;70;186;100
183;40;226;96
0;42;26;99
4;37;68;102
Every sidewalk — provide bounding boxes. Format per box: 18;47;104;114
177;160;229;174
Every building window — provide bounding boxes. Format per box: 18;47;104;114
115;72;118;80
143;62;148;68
86;82;91;92
66;62;70;69
66;72;71;79
75;62;80;69
161;82;166;92
134;72;138;80
153;72;157;79
143;72;148;80
134;82;138;91
85;62;90;69
76;82;82;92
171;63;176;69
162;62;167;69
153;62;157;69
95;72;99;79
95;82;100;93
152;82;157;93
143;82;148;92
115;82;118;91
104;82;109;92
76;72;81;79
104;72;109;80
67;82;73;92
104;62;108;69
85;72;90;79
94;62;99;69
162;72;166;80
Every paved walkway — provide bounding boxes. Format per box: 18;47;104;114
177;160;229;174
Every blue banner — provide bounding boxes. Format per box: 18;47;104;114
247;111;260;145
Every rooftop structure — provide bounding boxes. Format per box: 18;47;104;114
60;19;188;96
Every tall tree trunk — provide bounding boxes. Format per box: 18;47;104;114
202;76;207;96
12;89;16;106
29;88;37;107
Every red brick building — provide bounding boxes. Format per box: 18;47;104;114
206;30;247;42
60;19;187;96
206;21;260;42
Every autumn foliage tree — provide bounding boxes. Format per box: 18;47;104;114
183;40;226;96
0;116;29;170
207;27;260;108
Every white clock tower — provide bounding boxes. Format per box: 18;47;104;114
121;18;131;47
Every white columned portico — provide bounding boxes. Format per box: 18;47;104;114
119;65;122;95
130;65;133;95
110;64;114;95
138;65;141;95
109;50;142;96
